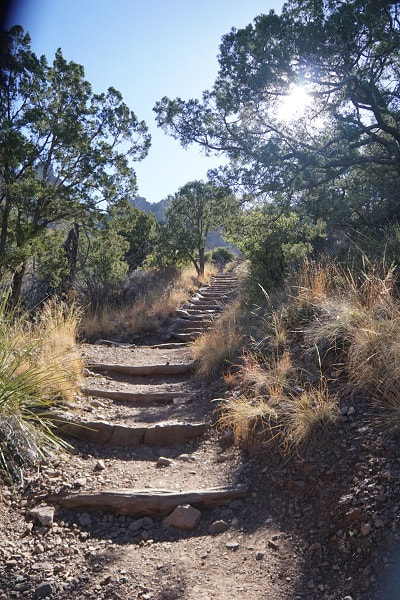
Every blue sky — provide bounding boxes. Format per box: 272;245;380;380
6;0;284;203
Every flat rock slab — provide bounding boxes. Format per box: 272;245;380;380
187;304;223;310
172;332;203;341
56;419;208;447
49;485;249;516
82;388;191;403
149;342;188;349
87;363;194;376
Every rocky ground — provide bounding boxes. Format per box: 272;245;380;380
1;275;400;599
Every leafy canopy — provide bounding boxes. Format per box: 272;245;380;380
154;1;400;198
155;180;237;276
0;25;150;285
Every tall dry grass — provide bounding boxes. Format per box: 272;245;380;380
0;297;81;480
219;258;400;451
81;265;216;341
191;300;243;380
219;380;338;451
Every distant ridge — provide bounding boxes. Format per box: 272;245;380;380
130;196;168;222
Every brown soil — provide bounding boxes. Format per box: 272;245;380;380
0;277;399;599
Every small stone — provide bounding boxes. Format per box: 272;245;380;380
176;454;193;462
209;520;229;534
173;397;186;406
90;399;103;407
30;506;55;527
5;560;17;568
163;504;201;530
361;523;372;537
33;543;44;555
340;407;349;416
347;406;356;416
255;551;265;560
73;478;87;488
225;542;240;551
344;508;364;524
129;516;154;532
94;460;106;471
219;429;234;449
216;453;229;463
156;457;173;467
14;582;32;592
34;581;55;598
267;539;279;551
79;512;92;527
308;542;321;553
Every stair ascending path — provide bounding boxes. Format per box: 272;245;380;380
48;269;247;525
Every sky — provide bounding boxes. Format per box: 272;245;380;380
5;0;285;203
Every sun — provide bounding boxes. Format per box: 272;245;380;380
277;85;312;121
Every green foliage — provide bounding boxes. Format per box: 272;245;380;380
155;180;238;276
78;222;129;307
0;26;150;302
227;205;325;295
108;199;156;272
210;246;236;266
31;227;70;298
154;1;400;255
156;1;400;189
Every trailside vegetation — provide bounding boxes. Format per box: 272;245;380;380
0;26;150;304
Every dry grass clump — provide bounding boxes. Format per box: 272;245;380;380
191;300;243;380
237;350;292;395
219;395;280;447
0;297;81;480
34;298;82;402
284;383;339;449
219;381;338;451
219;258;400;452
81;265;216;341
297;258;337;304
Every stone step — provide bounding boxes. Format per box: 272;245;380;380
183;309;219;316
211;277;238;282
49;485;249;517
172;327;210;335
174;313;212;323
191;295;225;303
149;342;188;349
186;304;223;311
172;331;204;341
56;419;208;447
87;363;194;377
172;320;211;332
82;388;191;403
198;291;233;297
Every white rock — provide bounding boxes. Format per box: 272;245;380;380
29;506;55;527
163;504;201;530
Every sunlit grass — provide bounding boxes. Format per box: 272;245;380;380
0;298;80;481
81;265;216;341
191;301;243;380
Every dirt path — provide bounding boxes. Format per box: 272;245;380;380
0;274;304;599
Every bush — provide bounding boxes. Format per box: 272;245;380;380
210;246;236;266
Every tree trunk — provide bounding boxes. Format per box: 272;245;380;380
0;194;12;258
62;223;80;295
10;263;26;307
198;246;205;278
